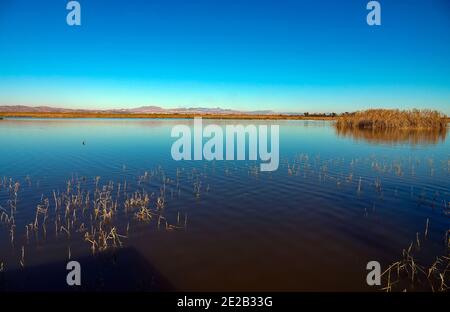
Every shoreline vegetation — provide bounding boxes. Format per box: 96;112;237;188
0;111;334;120
336;109;448;130
0;109;448;126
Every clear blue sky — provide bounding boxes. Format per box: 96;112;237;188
0;0;449;114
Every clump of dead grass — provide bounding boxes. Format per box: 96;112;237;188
336;109;447;130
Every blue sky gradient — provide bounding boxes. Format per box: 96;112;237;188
0;0;449;113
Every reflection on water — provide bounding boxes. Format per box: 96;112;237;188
335;126;448;145
0;119;449;291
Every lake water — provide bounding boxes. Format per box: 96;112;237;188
0;118;449;291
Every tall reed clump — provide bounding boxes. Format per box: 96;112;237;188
335;109;447;130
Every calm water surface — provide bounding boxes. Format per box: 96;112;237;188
0;119;449;291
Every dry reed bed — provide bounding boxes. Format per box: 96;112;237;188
335;109;447;130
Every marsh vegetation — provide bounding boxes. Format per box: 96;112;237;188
335;109;447;130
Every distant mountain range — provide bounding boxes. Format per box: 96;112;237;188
0;105;279;115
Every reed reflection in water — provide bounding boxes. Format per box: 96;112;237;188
335;126;448;146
